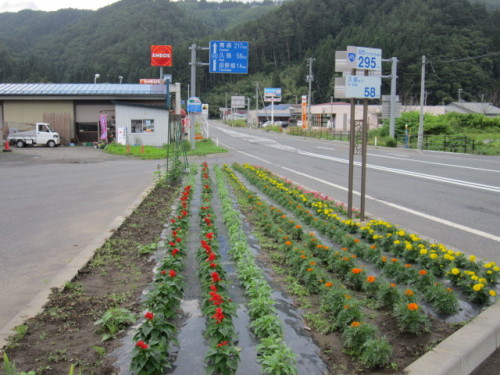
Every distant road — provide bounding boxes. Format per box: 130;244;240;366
207;121;500;265
0;148;160;329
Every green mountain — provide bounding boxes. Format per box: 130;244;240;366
0;0;498;107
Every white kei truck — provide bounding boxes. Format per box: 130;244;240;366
7;122;61;148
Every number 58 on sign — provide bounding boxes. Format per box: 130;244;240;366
346;75;381;99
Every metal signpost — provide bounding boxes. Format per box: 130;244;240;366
335;46;382;221
264;88;281;124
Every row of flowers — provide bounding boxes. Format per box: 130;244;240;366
221;165;432;369
131;182;194;374
198;162;240;374
235;163;497;306
216;165;297;374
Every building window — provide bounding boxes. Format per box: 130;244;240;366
131;119;155;133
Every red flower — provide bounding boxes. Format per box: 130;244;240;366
209;292;223;305
171;248;179;256
144;312;154;320
172;231;177;237
169;270;176;277
210;262;217;268
217;341;229;347
170;219;176;224
204;217;212;225
176;237;182;243
161;270;166;275
207;252;217;262
212;307;225;324
209;284;218;292
135;340;148;349
211;272;221;283
206;232;214;240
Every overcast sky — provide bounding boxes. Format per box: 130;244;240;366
0;0;249;13
0;0;120;12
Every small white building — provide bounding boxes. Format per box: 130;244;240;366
445;102;500;118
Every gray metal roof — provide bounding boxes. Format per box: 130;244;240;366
0;83;166;96
446;102;500;115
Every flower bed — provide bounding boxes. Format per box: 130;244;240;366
131;182;193;374
221;164;472;371
234;163;498;307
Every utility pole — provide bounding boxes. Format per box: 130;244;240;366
389;57;398;138
417;55;426;150
255;82;259;127
306;57;315;127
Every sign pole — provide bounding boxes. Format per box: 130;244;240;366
189;44;197;150
347;74;356;220
360;71;369;221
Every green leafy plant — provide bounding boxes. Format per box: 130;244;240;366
2;353;36;375
342;322;378;355
393;302;430;335
205;341;240;375
94;307;136;341
360;337;393;369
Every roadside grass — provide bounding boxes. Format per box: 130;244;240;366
105;138;227;159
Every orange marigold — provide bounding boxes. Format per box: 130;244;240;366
325;282;333;287
342;247;348;251
391;258;398;262
310;261;316;266
306;268;313;272
354;239;360;243
343;304;350;309
446;287;453;293
342;257;350;261
381;256;388;262
366;276;376;283
407;303;419;311
404;289;414;297
419;270;428;276
405;264;412;268
390;283;397;288
351;268;363;274
295;224;301;229
370;245;377;249
344;294;352;299
350;321;361;328
285;241;292;246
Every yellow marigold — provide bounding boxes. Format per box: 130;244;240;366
451;268;460;275
394;240;401;245
472;283;484;292
350;321;361;328
420;249;428;255
471;275;478;281
469;255;477;262
407;303;419;311
430;253;438;260
479;278;487;284
489;290;496;297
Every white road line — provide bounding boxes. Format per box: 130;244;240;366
368;153;500;173
220;140;500;243
317;146;335;150
281;167;500;244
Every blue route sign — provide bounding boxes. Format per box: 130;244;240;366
209;40;249;74
187;96;202;113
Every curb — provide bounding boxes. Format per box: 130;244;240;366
404;300;500;375
0;181;156;352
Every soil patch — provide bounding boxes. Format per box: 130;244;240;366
1;184;176;374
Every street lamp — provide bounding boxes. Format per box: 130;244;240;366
94;74;100;84
458;88;463;102
118;75;123;84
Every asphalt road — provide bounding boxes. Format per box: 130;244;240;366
207;121;500;265
0;147;162;329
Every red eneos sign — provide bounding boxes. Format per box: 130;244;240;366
151;45;172;67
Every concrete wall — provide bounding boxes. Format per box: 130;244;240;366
115;104;169;146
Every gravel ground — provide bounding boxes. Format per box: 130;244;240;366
1;145;127;165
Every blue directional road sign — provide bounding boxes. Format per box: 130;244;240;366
209;41;249;74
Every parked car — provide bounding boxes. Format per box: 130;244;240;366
7;122;60;148
262;121;289;128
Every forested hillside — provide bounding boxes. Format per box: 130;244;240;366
0;0;498;107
